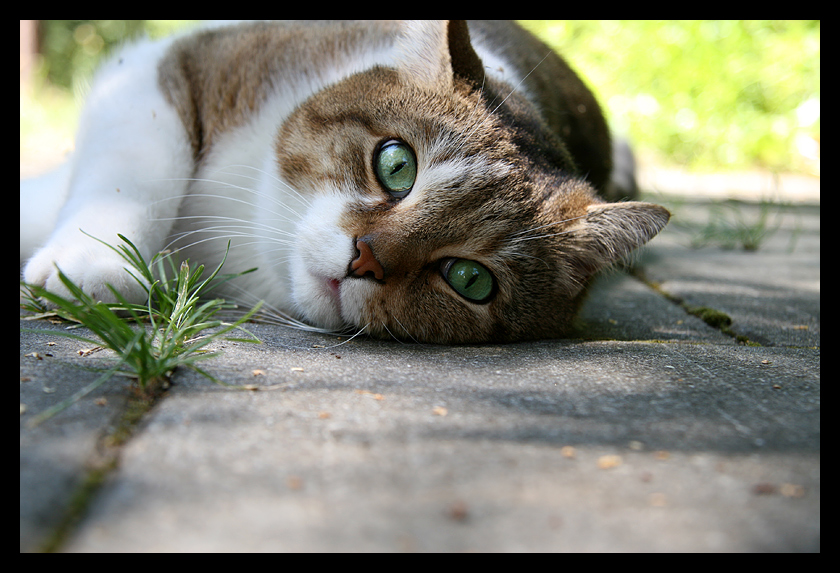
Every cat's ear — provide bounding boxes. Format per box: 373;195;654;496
571;201;670;277
396;20;485;90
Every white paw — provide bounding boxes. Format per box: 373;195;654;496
23;238;148;306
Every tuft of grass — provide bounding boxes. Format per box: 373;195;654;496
21;234;262;425
685;199;788;251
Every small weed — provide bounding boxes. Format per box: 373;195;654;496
687;199;786;251
21;234;262;425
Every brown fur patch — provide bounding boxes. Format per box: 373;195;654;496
158;21;402;160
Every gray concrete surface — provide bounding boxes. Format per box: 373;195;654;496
20;193;820;552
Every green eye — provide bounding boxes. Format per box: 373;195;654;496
442;259;495;303
375;140;416;198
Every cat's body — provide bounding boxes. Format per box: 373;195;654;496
21;20;669;343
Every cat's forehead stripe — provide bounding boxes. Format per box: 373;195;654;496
418;152;512;191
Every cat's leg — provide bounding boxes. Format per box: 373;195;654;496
22;38;193;304
20;160;71;264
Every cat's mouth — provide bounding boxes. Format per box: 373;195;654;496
327;278;341;298
324;276;343;317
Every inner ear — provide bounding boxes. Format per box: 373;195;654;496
395;20;485;90
566;201;671;280
583;201;670;271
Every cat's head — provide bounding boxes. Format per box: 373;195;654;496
275;21;669;343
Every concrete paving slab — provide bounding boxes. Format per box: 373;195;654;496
576;271;733;344
20;323;129;553
20;193;820;552
645;200;820;348
56;330;819;552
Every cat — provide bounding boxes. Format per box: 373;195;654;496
20;20;669;344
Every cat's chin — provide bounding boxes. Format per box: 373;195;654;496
291;270;348;332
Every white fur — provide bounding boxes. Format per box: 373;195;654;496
22;35;193;303
165;32;397;325
20;160;71;262
289;190;357;329
395;21;452;89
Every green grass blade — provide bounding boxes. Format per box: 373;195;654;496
26;364;125;427
22;235;263;407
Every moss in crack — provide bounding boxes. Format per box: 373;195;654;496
682;305;755;343
686;306;732;329
37;459;115;553
37;379;167;552
631;268;760;346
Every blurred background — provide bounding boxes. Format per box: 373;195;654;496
20;20;820;198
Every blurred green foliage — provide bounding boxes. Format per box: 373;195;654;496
34;20;198;94
23;20;820;174
21;21;199;166
521;20;820;173
38;20;144;93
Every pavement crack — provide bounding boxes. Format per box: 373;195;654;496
37;382;168;552
630;267;761;346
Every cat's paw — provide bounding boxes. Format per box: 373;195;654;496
23;240;148;306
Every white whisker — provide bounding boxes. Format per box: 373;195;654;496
491;51;551;115
379;321;406;344
160;215;298;239
508;229;577;244
506;251;551;270
219;281;373;349
509;214;585;236
214;164;314;209
391;315;423;345
155;188;305;225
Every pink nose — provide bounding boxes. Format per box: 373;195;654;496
350;239;385;280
